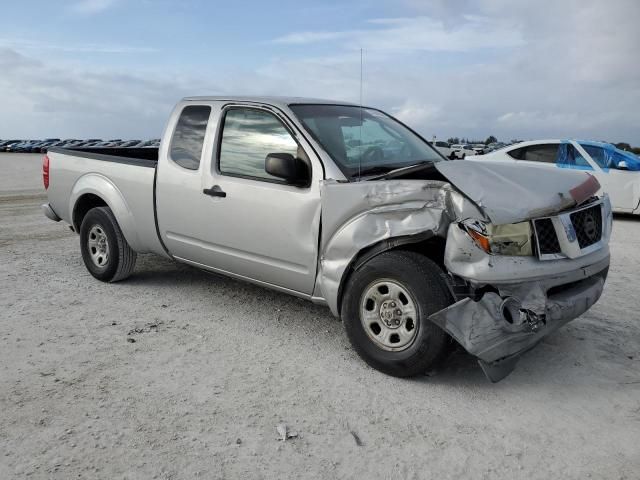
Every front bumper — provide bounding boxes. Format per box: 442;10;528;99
430;253;609;382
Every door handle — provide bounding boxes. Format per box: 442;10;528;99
203;185;227;198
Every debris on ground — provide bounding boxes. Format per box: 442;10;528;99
350;430;364;447
126;338;136;343
276;423;298;441
127;322;161;336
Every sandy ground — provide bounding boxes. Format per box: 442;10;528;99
1;153;639;479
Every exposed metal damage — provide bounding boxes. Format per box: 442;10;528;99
315;160;612;381
315;178;482;315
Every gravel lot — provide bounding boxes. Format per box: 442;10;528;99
1;153;639;479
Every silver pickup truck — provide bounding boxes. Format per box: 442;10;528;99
43;96;612;381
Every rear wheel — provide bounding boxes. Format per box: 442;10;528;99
79;206;136;282
341;250;452;377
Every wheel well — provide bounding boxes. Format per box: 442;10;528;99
73;194;108;231
336;234;448;316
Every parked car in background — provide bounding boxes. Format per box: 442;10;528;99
0;140;22;151
471;144;486;155
7;140;40;152
450;144;476;158
485;142;507;153
119;140;142;148
43;140;79;152
30;139;60;152
478;140;640;215
432;141;460;159
55;140;80;148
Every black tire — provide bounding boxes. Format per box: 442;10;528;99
79;206;137;282
341;250;452;377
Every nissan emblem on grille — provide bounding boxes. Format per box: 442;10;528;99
582;212;598;241
571;205;603;249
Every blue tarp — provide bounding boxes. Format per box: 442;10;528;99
566;140;640;171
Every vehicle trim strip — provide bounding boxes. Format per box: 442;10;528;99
48;147;157;168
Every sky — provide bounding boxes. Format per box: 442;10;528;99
0;0;639;144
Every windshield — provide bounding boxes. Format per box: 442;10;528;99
289;104;442;179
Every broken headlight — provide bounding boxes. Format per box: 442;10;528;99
460;219;533;256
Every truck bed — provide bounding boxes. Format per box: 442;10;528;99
45;147;165;255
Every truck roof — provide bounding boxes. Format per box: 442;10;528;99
182;96;359;109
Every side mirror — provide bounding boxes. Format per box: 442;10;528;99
617;160;629;170
265;153;309;186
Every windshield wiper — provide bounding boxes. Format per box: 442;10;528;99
365;161;435;181
355;166;395;178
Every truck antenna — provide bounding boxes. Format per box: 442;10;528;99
358;47;363;181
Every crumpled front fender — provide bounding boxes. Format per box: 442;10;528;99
313;179;485;315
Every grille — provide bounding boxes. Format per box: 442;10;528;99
571;205;602;249
534;218;561;255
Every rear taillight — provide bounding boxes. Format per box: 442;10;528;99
42;154;50;190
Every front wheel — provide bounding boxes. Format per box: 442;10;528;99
79;206;137;282
341;250;452;377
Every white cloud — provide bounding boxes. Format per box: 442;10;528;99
70;0;119;14
267;0;640;143
392;101;442;128
0;38;156;54
272;31;349;45
0;48;217;139
273;15;523;52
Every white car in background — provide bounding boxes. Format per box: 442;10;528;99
433;141;463;159
450;144;477;158
471;144;487;155
478;139;640;215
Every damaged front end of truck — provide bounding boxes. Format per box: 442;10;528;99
315;160;612;381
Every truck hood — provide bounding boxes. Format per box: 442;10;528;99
434;159;600;224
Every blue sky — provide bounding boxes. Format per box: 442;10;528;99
1;0;639;144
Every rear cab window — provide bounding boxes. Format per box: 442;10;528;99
169;105;211;170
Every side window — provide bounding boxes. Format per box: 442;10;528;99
507;147;526;159
170;105;211;170
581;145;608;168
219;108;301;181
568;144;591;168
521;144;559;163
557;143;593;170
